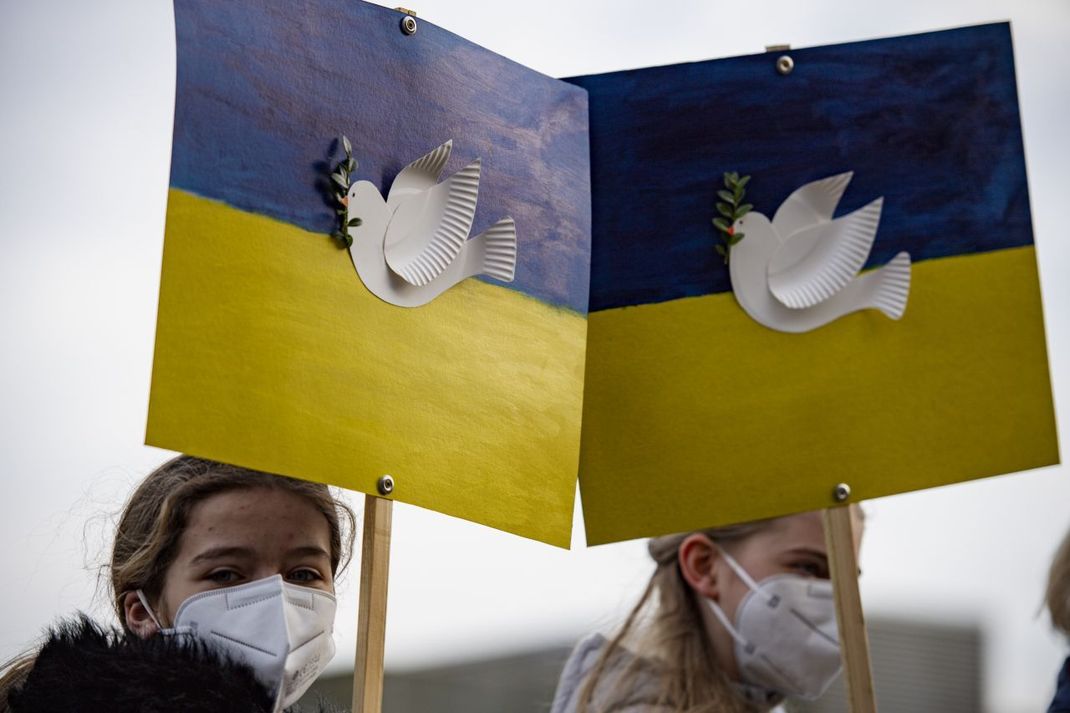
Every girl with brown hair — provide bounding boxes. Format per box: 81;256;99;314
551;509;860;713
0;455;356;713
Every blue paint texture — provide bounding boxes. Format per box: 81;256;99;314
566;23;1034;312
171;0;591;313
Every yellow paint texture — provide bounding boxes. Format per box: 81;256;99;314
148;190;587;547
579;246;1059;545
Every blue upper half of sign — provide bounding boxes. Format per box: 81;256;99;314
566;23;1033;312
171;0;591;313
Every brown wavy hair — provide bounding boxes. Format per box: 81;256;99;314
0;455;356;710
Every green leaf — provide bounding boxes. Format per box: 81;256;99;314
348;217;363;227
715;244;727;256
717;189;735;203
342;135;352;155
344;234;353;248
713;217;730;230
335;192;346;204
737;175;751;189
730;232;745;244
716;202;734;218
736;203;753;216
331;173;347;190
347;158;357;173
723;173;734;189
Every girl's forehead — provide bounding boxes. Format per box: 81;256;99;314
753;513;826;550
189;486;312;518
181;487;330;547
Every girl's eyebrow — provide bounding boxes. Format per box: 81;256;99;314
190;546;256;565
786;546;863;576
190;545;330;564
288;545;330;559
784;547;828;563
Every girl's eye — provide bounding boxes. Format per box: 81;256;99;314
288;568;323;584
792;561;826;578
208;569;241;584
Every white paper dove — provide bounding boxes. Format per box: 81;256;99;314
729;172;911;333
346;140;518;307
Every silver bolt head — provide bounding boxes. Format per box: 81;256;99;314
400;15;417;35
833;482;851;502
377;474;395;496
776;55;794;75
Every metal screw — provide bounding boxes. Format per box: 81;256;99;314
377;474;395;496
832;482;851;502
776;55;794;75
400;15;417;35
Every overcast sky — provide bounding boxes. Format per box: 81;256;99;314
1;2;1068;712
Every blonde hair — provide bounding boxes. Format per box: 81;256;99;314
1047;526;1070;635
577;520;774;713
1;455;356;710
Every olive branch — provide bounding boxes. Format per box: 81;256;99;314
712;172;752;264
330;135;361;248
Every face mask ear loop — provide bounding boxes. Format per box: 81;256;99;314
716;546;778;606
706;597;752;650
135;589;166;630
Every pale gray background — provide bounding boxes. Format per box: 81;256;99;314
1;2;1067;712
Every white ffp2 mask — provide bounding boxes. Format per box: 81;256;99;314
706;550;842;701
138;575;337;712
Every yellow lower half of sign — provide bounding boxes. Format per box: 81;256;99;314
148;189;586;547
579;245;1059;546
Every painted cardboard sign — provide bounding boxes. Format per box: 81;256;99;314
568;23;1058;545
148;0;591;547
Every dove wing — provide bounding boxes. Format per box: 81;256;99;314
383;159;481;287
767;197;883;309
772;172;853;238
386;140;453;213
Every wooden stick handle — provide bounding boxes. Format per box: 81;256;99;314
823;506;877;713
352;494;393;713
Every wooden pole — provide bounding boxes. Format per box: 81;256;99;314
823;505;877;713
352;494;393;713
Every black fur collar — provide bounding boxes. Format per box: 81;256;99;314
9;616;341;713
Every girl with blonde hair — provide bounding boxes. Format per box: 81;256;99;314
0;455;356;713
552;509;860;713
1046;526;1070;713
